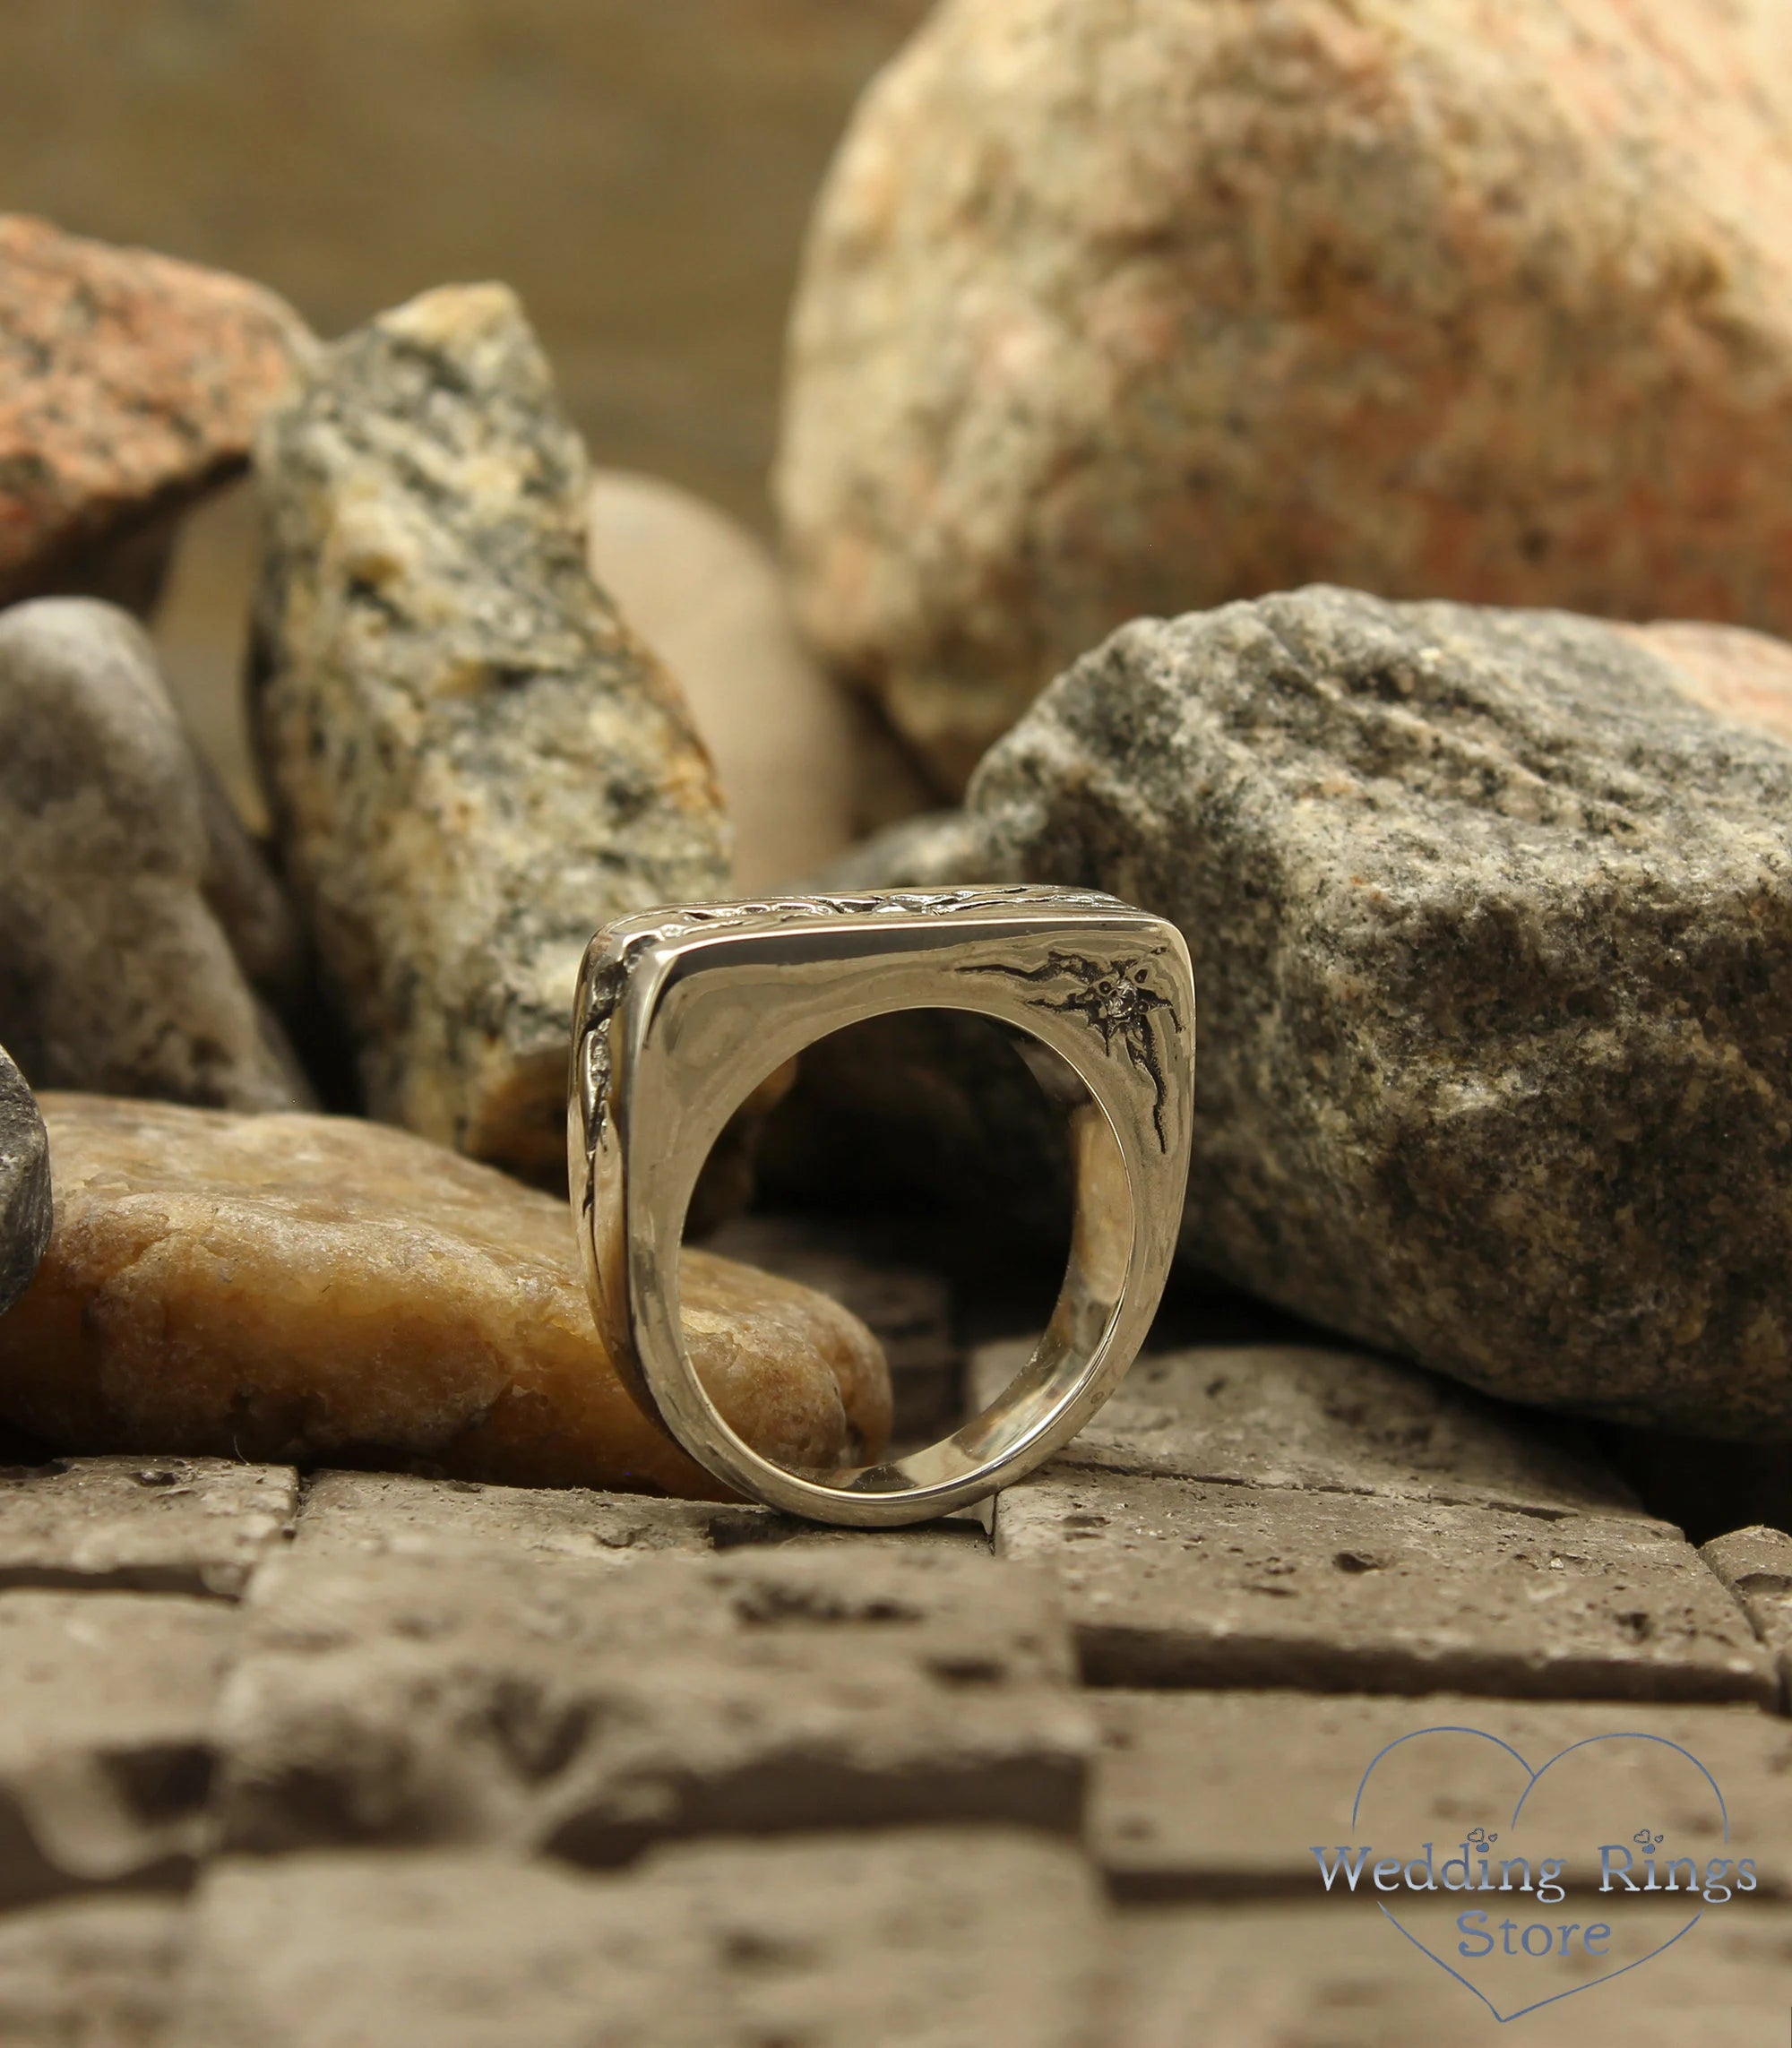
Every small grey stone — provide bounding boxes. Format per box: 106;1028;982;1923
0;1589;239;1906
0;1456;297;1598
0;1042;50;1318
252;284;729;1181
1702;1525;1792;1705
0;598;307;1112
1087;1690;1792;1899
972;1340;1644;1518
995;1467;1772;1701
216;1545;1090;1862
0;1892;187;2048
832;589;1792;1437
171;1831;1106;2048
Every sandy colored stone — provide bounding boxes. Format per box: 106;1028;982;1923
586;470;860;886
0;1043;49;1320
995;1467;1772;1701
0;598;307;1113
836;590;1792;1435
0;1588;237;1906
217;1545;1089;1861
0;1095;890;1498
253;286;728;1179
1702;1525;1792;1706
0;214;308;608
1624;619;1792;752
0;1455;296;1599
780;0;1792;790
172;1832;1104;2048
0;1893;186;2048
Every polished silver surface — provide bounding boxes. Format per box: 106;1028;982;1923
568;887;1195;1526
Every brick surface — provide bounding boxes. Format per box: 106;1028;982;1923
0;1590;239;1905
216;1545;1091;1861
995;1469;1771;1700
1107;1901;1792;2047
170;1832;1105;2048
0;1892;187;2047
1702;1525;1792;1705
974;1340;1643;1515
1087;1690;1792;1899
0;1456;297;1597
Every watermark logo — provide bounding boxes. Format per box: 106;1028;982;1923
1311;1727;1749;2023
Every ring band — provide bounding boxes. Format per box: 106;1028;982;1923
568;888;1194;1526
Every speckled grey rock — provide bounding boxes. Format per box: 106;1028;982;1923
836;589;1792;1437
252;284;729;1180
0;1046;49;1318
0;598;307;1113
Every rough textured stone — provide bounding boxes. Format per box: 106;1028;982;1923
0;1893;186;2048
995;1467;1771;1701
842;590;1792;1437
971;1341;1642;1518
1109;1900;1792;2047
253;284;728;1180
0;1095;890;1497
0;1455;296;1598
0;1041;50;1319
216;1545;1090;1860
1702;1525;1792;1706
0;213;308;608
586;470;860;886
0;598;307;1112
779;0;1792;791
1087;1690;1792;1897
172;1832;1104;2048
0;1589;237;1905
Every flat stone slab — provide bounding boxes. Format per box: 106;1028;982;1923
170;1831;1105;2048
973;1339;1643;1516
1088;1689;1792;1900
995;1468;1771;1701
217;1545;1091;1861
0;1589;239;1906
0;1892;187;2048
1702;1526;1792;1706
1109;1899;1792;2047
0;1456;297;1597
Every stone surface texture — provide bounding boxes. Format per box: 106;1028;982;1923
171;1832;1104;2048
585;469;861;886
0;1043;49;1320
1625;620;1792;753
847;589;1792;1436
0;598;306;1113
0;1095;890;1495
217;1545;1090;1860
0;1893;186;2048
253;284;728;1179
0;213;308;608
1703;1524;1792;1704
779;0;1792;790
0;1589;237;1905
0;1456;296;1598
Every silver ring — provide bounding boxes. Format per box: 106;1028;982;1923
568;888;1194;1526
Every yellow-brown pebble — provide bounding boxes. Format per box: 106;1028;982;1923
0;1096;891;1499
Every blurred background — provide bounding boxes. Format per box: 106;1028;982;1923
0;0;933;815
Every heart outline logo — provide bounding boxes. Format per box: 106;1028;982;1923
1350;1728;1728;2024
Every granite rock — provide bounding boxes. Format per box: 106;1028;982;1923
0;1043;50;1319
843;589;1792;1436
780;0;1792;790
0;1095;890;1496
253;285;729;1180
586;470;860;886
0;598;308;1111
0;214;309;610
1624;622;1792;754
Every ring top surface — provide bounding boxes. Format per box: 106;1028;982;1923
569;886;1194;1526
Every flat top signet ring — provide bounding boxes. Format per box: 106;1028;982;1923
568;886;1194;1527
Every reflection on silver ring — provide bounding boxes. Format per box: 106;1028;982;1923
568;887;1195;1527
